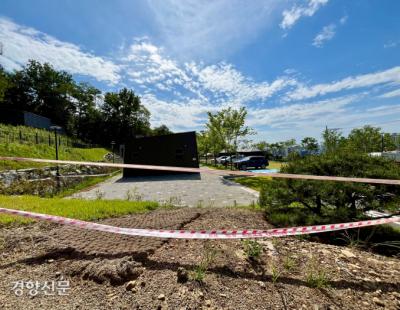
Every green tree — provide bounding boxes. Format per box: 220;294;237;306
206;107;253;155
322;127;345;153
301;137;319;152
253;141;268;152
101;88;151;144
0;66;12;103
152;125;172;136
197;131;212;164
5;60;76;132
71;82;101;141
347;125;396;153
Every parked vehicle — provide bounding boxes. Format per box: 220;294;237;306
234;156;269;170
221;154;244;164
216;156;229;164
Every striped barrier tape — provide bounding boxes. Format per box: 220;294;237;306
1;207;399;239
1;156;400;185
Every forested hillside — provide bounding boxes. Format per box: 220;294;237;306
0;61;172;146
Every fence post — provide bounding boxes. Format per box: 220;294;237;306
19;130;22;142
35;133;39;144
49;134;51;146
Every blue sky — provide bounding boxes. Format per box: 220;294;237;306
0;0;399;142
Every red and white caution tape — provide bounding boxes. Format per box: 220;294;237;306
1;156;400;185
1;207;399;239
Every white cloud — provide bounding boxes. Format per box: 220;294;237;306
194;63;297;103
384;40;399;49
379;89;400;98
1;17;399;141
287;66;400;100
146;0;283;59
123;39;296;104
141;93;218;129
0;18;121;84
312;24;336;47
280;0;328;30
339;15;348;25
247;95;360;128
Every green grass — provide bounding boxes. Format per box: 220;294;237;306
0;124;84;146
0;124;109;171
0;141;109;171
234;176;272;191
0;195;160;226
268;161;285;170
55;172;120;198
202;161;284;172
210;161;284;192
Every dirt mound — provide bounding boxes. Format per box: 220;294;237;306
0;207;399;309
68;256;144;285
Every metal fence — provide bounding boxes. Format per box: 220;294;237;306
0;128;96;148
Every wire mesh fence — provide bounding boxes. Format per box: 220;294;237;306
0;127;95;148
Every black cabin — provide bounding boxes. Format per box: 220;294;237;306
123;131;199;177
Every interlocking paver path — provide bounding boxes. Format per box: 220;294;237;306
72;172;258;207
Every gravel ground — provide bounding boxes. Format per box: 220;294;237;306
0;207;399;310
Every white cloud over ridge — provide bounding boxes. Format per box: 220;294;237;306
0;18;121;84
1;17;399;141
280;0;328;30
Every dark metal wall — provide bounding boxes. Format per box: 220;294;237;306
0;108;52;130
123;131;199;177
23;112;51;130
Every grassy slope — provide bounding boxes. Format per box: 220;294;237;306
0;143;109;170
0;195;159;226
0;126;109;171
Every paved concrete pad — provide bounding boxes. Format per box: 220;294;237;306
72;172;258;207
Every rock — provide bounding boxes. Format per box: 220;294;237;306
340;249;356;258
361;301;369;307
205;300;212;307
258;281;266;288
125;280;137;291
47;259;54;263
157;294;166;301
177;267;189;283
372;297;385;307
391;291;400;298
220;293;227;298
373;289;382;296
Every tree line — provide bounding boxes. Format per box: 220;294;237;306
0;60;172;146
197;106;397;161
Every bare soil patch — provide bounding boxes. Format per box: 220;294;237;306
0;207;399;309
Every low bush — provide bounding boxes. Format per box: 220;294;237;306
258;152;400;256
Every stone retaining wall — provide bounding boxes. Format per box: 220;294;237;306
0;164;116;196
